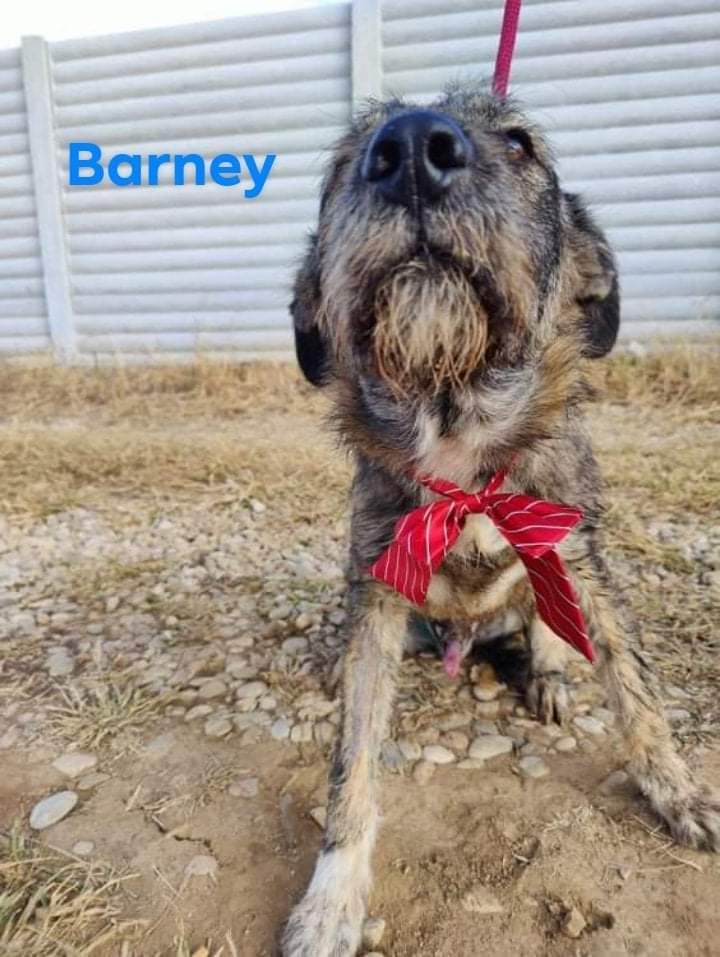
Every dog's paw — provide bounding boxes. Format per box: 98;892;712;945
526;669;570;725
281;886;365;957
658;787;720;853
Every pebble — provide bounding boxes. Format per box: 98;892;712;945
665;707;692;723
204;715;233;738
184;854;218;879
413;760;436;785
472;720;498;736
72;840;94;856
269;603;292;621
592;707;616;726
518;756;549;779
294;613;313;631
270;718;291;741
296;692;336;720
563;906;587;938
185;704;214;722
290;722;313;743
468;734;513;762
237;681;269;700
461;885;504;915
458;758;486;770
397;738;422;762
554;736;577;752
225;660;255;681
52;752;97;779
30;791;79;830
438;712;471;732
423;745;455;765
196;679;227;701
310;806;327;829
442;730;469;753
599;770;630;794
46;650;74;677
228;777;259;798
573;715;605;736
282;636;309;654
362;917;386;949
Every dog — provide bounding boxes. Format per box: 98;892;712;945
281;85;720;956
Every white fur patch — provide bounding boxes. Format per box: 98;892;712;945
306;827;375;900
416;411;482;488
456;512;508;556
529;616;570;671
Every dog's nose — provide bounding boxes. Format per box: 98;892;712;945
362;110;471;206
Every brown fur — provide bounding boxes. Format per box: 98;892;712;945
282;86;719;957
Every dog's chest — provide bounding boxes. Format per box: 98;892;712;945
424;513;527;618
415;410;486;490
413;412;529;619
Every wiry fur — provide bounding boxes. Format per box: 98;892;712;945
373;259;488;395
282;85;720;957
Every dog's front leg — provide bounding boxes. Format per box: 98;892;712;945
282;582;408;957
526;617;571;725
574;557;720;851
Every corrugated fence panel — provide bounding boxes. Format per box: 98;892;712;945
50;3;352;359
0;46;50;354
0;1;718;361
383;0;720;332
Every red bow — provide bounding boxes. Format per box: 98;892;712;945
369;468;595;663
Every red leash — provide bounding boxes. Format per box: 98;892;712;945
492;0;523;97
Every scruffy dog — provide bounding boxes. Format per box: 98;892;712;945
282;86;720;956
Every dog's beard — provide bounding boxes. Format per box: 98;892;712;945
372;259;488;397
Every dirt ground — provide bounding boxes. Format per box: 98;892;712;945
0;349;719;956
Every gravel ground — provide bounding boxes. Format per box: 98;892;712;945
0;355;719;955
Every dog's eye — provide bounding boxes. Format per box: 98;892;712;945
504;128;534;161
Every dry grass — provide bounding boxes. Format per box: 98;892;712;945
600;434;720;516
49;677;166;750
0;420;350;521
0;340;716;423
0;823;137;955
0;358;322;425
591;339;720;409
0;343;717;522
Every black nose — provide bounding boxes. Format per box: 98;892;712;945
362;110;471;206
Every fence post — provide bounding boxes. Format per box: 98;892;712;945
21;35;76;362
352;0;382;103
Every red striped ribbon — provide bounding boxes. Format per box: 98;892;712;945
369;468;595;663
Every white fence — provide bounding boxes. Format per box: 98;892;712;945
1;0;719;362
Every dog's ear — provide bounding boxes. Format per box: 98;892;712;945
564;192;620;359
291;232;331;386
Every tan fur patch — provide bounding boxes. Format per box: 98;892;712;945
372;259;488;397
